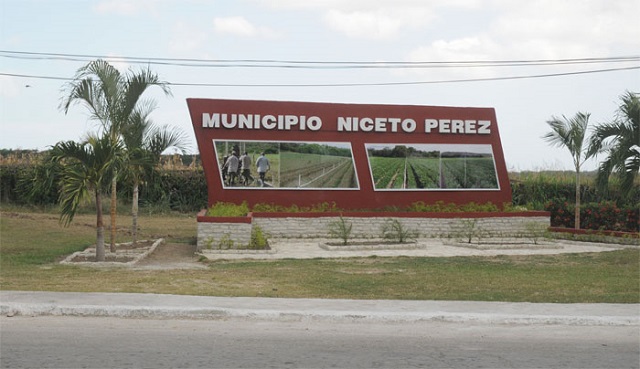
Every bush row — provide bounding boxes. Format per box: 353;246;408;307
1;163;638;233
0;164;207;212
545;199;639;232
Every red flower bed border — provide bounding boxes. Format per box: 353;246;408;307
197;209;549;222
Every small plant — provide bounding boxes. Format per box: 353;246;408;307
457;218;482;243
381;218;417;243
217;234;235;249
328;214;352;245
524;221;549;245
249;225;269;250
204;237;215;250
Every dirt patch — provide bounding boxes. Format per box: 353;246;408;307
134;242;208;270
61;240;207;270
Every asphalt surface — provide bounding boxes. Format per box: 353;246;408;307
1;291;638;326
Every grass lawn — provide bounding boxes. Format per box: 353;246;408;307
1;208;638;303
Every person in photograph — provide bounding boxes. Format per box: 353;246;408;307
239;151;253;185
256;152;270;187
225;151;240;186
221;151;230;184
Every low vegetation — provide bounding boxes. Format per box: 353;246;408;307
1;207;638;303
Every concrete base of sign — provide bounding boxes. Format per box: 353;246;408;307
196;211;550;252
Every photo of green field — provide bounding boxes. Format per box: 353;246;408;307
214;140;358;189
367;144;499;190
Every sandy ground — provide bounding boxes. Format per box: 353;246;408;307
133;242;207;270
68;238;633;268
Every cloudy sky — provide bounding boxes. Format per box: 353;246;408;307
1;0;638;171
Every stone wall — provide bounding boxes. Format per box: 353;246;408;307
196;211;550;250
252;214;550;239
197;220;252;251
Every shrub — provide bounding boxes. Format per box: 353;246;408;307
328;215;352;245
249;225;269;250
380;219;418;243
545;199;639;232
206;201;250;217
252;201;340;213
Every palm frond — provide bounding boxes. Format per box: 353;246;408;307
589;91;640;198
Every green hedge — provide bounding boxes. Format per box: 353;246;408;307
0;163;207;212
545;199;639;232
2;163;638;227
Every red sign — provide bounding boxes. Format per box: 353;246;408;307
187;98;512;209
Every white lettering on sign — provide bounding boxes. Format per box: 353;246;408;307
202;113;322;131
203;113;490;135
424;119;491;134
337;117;417;133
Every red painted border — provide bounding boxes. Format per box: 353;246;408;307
251;211;549;219
197;210;252;224
188;99;513;210
197;210;549;223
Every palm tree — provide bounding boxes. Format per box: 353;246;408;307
543;112;593;229
121;108;190;244
588;91;640;200
51;135;122;261
60;60;171;251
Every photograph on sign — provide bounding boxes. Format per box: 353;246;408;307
366;143;499;191
214;140;359;190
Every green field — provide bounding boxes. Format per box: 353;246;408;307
369;156;498;189
1;208;638;303
280;151;357;188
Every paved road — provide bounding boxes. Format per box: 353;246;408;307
2;316;638;369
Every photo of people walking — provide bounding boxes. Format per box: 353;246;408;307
214;140;358;189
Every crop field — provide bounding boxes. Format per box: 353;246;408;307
369;155;498;190
280;151;357;188
440;156;498;189
369;157;406;189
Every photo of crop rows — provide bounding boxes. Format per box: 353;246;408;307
279;143;358;189
214;140;358;189
367;144;499;190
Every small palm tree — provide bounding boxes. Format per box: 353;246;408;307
588;91;640;200
51;135;122;261
61;60;171;251
543;112;593;229
122;109;190;244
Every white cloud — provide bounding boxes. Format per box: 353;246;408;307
104;55;130;72
94;0;159;16
213;16;278;38
323;9;404;40
256;0;480;39
259;0;480;12
0;76;21;98
214;16;256;36
169;21;208;54
404;0;640;78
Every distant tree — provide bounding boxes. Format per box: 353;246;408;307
543;112;593;229
588;91;640;200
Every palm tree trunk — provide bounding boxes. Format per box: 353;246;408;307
110;174;117;252
575;169;581;229
95;190;106;262
131;180;139;245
